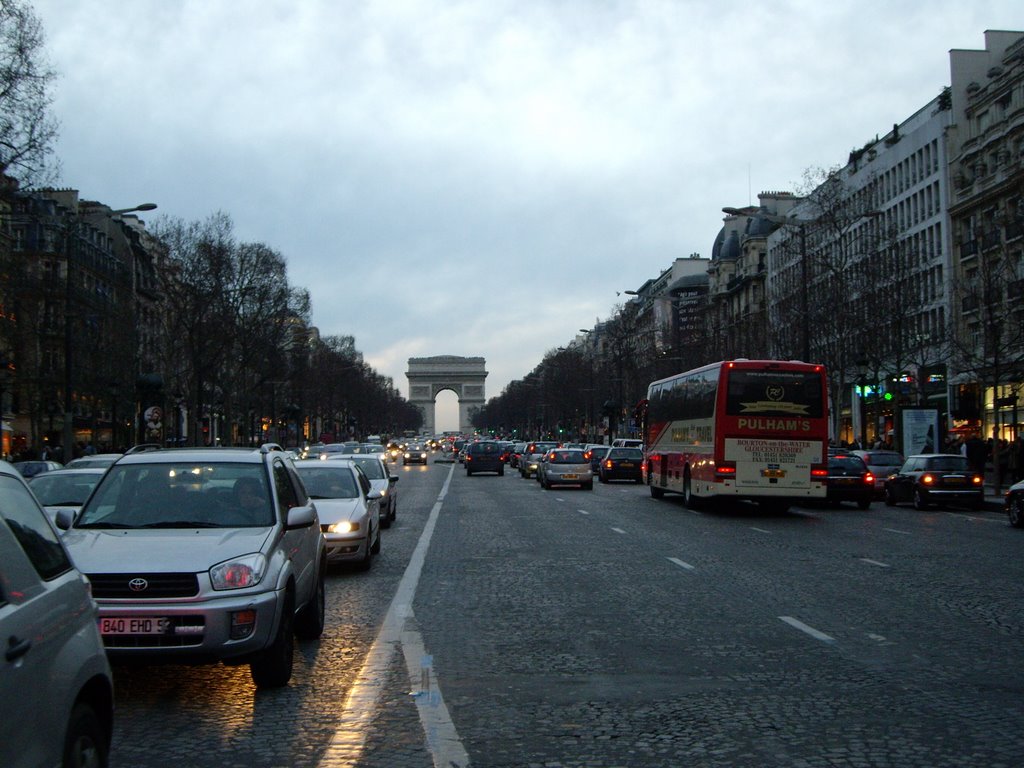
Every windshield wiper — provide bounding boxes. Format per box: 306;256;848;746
138;521;222;528
76;521;140;529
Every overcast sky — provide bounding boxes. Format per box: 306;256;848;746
31;1;1022;431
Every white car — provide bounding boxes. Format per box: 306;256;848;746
295;459;382;569
28;467;106;523
0;460;114;768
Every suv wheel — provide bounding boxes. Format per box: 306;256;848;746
251;591;295;688
63;702;108;768
295;566;325;640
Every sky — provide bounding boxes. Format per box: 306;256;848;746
30;0;1023;431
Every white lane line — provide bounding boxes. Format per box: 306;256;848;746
577;509;590;515
667;557;695;571
555;497;566;503
860;558;891;568
319;464;468;768
751;527;772;534
611;527;626;534
959;514;1003;524
883;527;911;535
779;616;836;643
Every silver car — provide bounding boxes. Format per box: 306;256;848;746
850;449;905;496
58;445;327;689
0;460;114;768
335;453;398;528
295;459;382;569
537;448;594;490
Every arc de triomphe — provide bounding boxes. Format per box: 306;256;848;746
406;356;487;435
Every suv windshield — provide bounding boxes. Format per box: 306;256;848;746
77;462;275;528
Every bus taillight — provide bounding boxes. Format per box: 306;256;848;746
715;462;736;477
811;466;829;481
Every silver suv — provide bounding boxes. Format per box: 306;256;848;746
57;445;326;689
0;460;114;768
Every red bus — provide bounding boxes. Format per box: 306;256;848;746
642;360;829;511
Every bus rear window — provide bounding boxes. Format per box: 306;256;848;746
724;370;824;418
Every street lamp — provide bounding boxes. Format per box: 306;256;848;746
856;354;869;448
63;201;157;459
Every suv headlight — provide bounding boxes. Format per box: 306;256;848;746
210;553;267;590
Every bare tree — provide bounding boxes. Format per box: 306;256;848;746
0;0;59;185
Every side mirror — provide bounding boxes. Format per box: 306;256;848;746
367;490;384;501
285;504;317;529
55;508;75;530
389;475;399;483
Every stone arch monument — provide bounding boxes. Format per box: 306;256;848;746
406;356;487;435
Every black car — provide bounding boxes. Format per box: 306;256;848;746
824;454;873;509
598;447;644;483
465;441;504;476
884;453;984;510
1006;478;1024;528
403;443;429;464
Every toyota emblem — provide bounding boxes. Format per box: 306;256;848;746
128;578;149;592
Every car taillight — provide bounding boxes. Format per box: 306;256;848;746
864;472;875;485
922;474;935;485
972;475;983;485
604;459;613;469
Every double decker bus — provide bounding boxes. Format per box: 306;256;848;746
642;360;829;511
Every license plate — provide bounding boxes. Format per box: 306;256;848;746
837;477;858;484
762;469;787;478
99;617;168;635
619;462;634;468
944;477;965;485
562;474;578;480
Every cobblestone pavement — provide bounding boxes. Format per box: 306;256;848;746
107;459;1024;767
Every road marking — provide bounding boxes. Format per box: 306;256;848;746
611;527;626;534
319;464;468;768
555;497;566;502
667;557;695;571
577;509;590;515
868;633;887;642
860;558;891;568
779;616;835;643
958;514;1002;524
751;527;771;534
883;527;911;535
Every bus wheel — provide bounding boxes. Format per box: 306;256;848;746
683;473;702;510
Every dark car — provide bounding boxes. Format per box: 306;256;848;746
585;445;610;474
884;453;984;510
824;454;874;509
465;441;505;476
12;459;63;478
598;447;644;483
1006;478;1024;528
403;443;429;465
509;442;527;469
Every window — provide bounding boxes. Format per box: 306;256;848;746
0;475;72;581
273;461;300;511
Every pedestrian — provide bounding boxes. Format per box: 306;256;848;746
965;433;987;476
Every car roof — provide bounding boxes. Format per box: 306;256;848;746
109;447;279;465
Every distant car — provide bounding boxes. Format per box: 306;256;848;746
335;454;398;528
28;467;106;522
12;459;63;478
403;443;429;465
465;441;505;476
0;460;114;768
850;449;904;496
295;460;381;569
519;442;558;478
611;438;643;449
538;449;593;490
585;444;611;473
509;442;527;469
1007;478;1024;528
884;453;984;510
65;453;122;469
824;454;874;509
598;447;644;483
58;445;327;689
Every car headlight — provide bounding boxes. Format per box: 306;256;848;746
327;520;359;533
210;553;267;590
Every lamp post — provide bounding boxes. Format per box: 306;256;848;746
856;354;869;449
62;202;157;459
